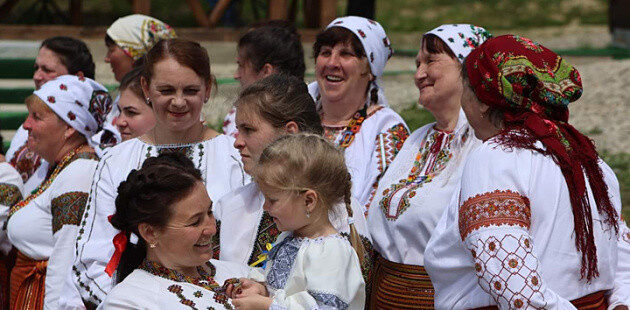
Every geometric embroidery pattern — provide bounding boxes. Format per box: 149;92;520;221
308;290;350;310
266;237;303;290
459;190;531;240
0;183;22;207
467;233;547;309
247;211;280;266
51;191;88;234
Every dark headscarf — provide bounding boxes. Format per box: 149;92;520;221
464;34;618;281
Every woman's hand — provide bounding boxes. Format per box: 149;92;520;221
225;278;267;299
232;294;272;310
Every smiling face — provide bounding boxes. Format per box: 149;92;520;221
150;181;216;269
115;89;156;141
258;182;308;232
22;96;70;162
142;57;211;134
105;41;134;82
414;41;463;115
233;104;283;174
315;42;372;104
33;47;69;89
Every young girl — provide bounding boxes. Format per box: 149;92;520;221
228;133;366;309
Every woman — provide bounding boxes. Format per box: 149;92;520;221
0;159;23;308
222;20;306;138
99;153;249;309
66;38;247;309
114;67;156;141
215;74;371;274
104;14;176;82
7;36;96;194
5;75;112;309
424;35;627;309
310;16;409;210
366;24;491;309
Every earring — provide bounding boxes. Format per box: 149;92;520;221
145;97;152;105
149;243;156;248
306;210;311;219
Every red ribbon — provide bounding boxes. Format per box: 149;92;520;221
105;231;128;277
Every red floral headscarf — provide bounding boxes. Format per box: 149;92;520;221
464;34;618;281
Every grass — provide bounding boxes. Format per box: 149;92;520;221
398;105;630;219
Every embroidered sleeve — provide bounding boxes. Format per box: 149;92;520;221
51;191;88;234
460;190;570;309
0;183;22;208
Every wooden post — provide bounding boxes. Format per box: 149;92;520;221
185;0;210;27
69;0;82;25
319;0;336;28
208;0;232;27
132;0;151;15
268;0;288;20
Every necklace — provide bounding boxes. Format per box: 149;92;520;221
9;144;96;217
140;260;233;309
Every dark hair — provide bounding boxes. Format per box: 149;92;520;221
238;21;306;80
237;74;323;135
41;36;95;79
313;27;366;60
109;152;203;282
143;39;214;85
119;66;145;100
422;33;457;60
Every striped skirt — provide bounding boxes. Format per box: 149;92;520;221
471;290;608;310
10;251;47;310
369;253;434;309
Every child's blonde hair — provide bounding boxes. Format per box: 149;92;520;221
254;133;365;266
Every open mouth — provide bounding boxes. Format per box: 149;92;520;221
194;239;212;247
168;111;188;117
325;75;343;82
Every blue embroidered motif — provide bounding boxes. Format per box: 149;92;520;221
308;291;349;310
266;237;302;290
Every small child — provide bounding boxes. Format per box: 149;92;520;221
227;133;366;309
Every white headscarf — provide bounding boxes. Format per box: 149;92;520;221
34;75;114;153
309;16;393;107
106;14;177;61
424;24;492;63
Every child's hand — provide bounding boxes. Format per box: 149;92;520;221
235;279;268;298
232;294;272;310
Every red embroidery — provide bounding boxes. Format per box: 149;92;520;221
459;190;531;240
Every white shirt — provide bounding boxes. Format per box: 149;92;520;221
215;182;372;266
367;110;479;265
0;162;24;255
249;232;365;310
6;150;98;310
98;259;250;309
424;139;622;309
64;135;248;308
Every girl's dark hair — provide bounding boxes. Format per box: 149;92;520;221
41;36;95;79
422;33;457;59
238;21;305;80
313;27;366;60
143;39;214;86
109;152;203;282
119;66;145;100
237;74;323;135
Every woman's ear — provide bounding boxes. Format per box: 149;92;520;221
260;63;276;79
204;79;213;102
283;121;299;134
63;124;79;140
138;223;159;246
140;76;150;100
303;189;318;214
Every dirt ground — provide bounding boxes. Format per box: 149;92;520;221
1;24;627;153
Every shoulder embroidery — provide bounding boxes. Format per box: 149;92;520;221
267;237;302;290
51;191;89;233
459;190;531;240
0;183;22;207
248;212;281;266
308;291;349;310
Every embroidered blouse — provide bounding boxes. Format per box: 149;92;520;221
98;259;250;310
222;106;238;139
367;110;479;265
64;135;248;308
6;125;49;194
323;105;409;211
424;139;623;309
248;232;365;310
6;146;98;309
0;162;24;255
214;182;373;274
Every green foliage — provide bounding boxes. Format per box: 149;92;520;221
600;152;630;219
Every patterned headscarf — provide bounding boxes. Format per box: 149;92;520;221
34;75;114;150
106;14;176;61
425;24;492;63
309;16;393;107
464;35;618;281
